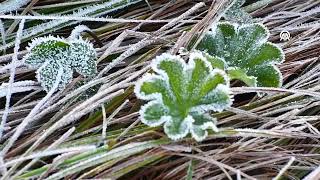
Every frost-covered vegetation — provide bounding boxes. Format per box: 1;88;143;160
135;53;232;141
197;22;284;87
0;0;320;179
24;33;97;92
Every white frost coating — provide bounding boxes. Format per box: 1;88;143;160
0;80;40;98
69;25;91;40
134;73;166;102
139;101;168;127
0;0;31;14
1;80;37;87
164;115;194;141
0;86;40;98
191;84;233;113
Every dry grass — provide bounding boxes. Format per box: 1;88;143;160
0;0;320;179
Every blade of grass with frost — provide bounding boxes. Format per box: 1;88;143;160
0;19;25;140
0;19;6;53
46;139;170;180
0;0;142;51
108;154;165;179
0;0;31;14
3;146;96;168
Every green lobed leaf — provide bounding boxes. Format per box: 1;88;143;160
197;22;284;88
228;67;257;87
135;52;232;141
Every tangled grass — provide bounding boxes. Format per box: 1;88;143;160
0;0;320;179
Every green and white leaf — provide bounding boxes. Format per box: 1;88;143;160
224;0;254;24
23;35;97;92
197;22;284;88
135;52;233;141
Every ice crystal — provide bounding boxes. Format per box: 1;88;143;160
135;52;233;141
197;22;285;87
23;35;97;92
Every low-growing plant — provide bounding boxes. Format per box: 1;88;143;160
197;22;285;87
23;29;97;92
224;0;253;24
134;52;233;141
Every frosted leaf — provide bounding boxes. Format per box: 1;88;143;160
69;39;97;77
24;36;70;68
197;22;284;87
190;112;218;142
36;61;73;92
224;0;253;24
135;52;233;141
23;35;97;92
228;67;257;87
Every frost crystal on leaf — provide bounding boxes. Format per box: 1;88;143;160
135;52;233;141
197;22;285;87
23;35;97;92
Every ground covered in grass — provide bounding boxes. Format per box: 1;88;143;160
0;0;320;179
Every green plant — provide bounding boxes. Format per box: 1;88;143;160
224;0;253;24
134;52;233;141
23;35;97;92
197;22;284;87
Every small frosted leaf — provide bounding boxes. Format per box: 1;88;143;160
23;34;97;92
247;42;284;66
228;67;257;87
70;39;97;77
248;64;282;87
36;61;72;92
153;56;187;103
195;84;233;113
140;101;169;127
224;0;254;24
135;52;232;141
164;116;192;141
135;74;174;107
24;37;69;67
204;54;226;70
197;22;284;87
225;9;254;24
190;112;218;142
